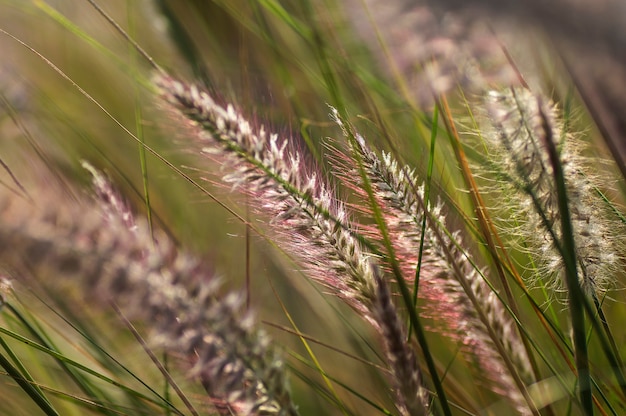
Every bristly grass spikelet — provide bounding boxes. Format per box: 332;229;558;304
81;160;137;231
331;108;535;414
154;74;378;317
0;183;298;416
154;74;434;415
480;87;625;299
371;266;431;416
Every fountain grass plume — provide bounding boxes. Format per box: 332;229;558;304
5;0;626;414
154;74;433;415
347;0;520;106
330;111;535;414
482;87;624;298
371;266;431;416
0;183;298;416
81;160;136;230
154;74;380;316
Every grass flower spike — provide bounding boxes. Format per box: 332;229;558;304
154;75;377;315
371;267;432;416
331;110;534;414
0;185;297;416
155;74;432;415
482;87;624;298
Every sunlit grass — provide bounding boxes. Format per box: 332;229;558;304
0;1;625;415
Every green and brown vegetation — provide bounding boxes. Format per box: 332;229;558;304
0;1;625;415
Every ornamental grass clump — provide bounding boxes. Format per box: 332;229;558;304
1;1;626;415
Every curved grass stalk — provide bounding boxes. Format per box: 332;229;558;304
155;75;432;415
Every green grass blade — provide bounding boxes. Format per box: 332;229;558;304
538;105;591;414
0;340;60;416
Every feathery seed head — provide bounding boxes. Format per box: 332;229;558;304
346;0;519;105
81;160;136;230
482;87;624;298
155;75;381;316
371;266;431;416
330;111;534;411
0;186;298;416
